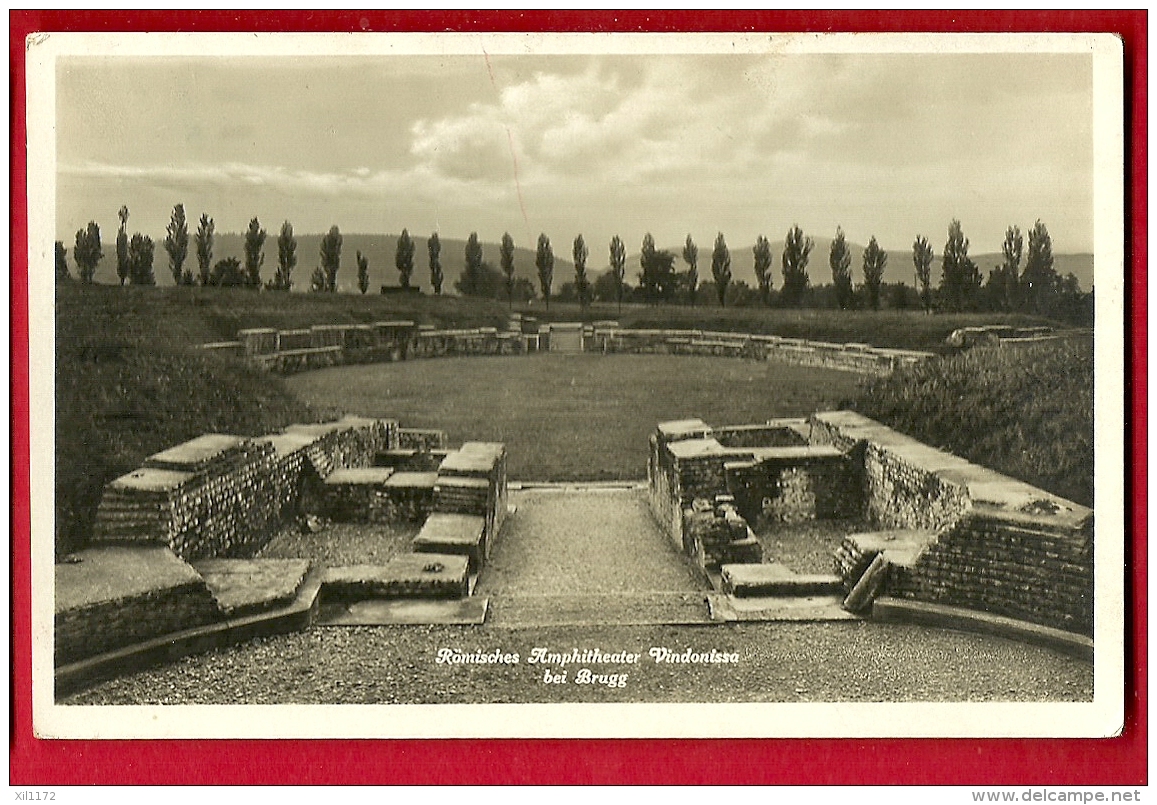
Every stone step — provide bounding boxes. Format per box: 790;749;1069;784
323;467;396;486
317;596;489;626
708;593;861;622
413;512;487;571
485;591;711;627
192;557;313;618
721;563;842;598
322;553;470;601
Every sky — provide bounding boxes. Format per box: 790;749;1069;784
54;43;1095;261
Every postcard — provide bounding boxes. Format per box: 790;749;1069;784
26;29;1125;741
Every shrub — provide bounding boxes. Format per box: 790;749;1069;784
209;256;247;287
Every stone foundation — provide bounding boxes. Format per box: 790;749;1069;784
412;513;488;572
63;414;511;669
648;419;857;552
890;508;1093;635
682;498;763;570
650;410;1094;637
724;445;859;526
90;417;397;561
379;472;438;521
320;467;398;523
436;441;508;558
397;428;448;451
322;554;470;601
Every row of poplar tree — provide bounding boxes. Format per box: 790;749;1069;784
59;204;429;295
57;205;1080;321
61;205;313;291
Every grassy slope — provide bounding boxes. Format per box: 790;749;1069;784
848;339;1094;507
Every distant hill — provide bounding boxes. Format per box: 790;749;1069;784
78;232;576;293
72;231;1092;293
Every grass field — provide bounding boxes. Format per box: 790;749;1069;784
285;354;862;481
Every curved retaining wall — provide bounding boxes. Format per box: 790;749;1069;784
202;320;934;376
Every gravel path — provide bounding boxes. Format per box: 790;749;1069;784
62;621;1092;705
477;488;709;626
478;488;707;596
257;521;420;567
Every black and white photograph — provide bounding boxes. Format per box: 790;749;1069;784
29;31;1124;740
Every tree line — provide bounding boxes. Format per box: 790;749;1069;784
451;219;1088;323
57;207;1091;324
60;205;427;296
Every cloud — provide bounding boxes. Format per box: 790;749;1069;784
54;53;1096;253
410;112;513;182
59;159;508;205
404;60;777;189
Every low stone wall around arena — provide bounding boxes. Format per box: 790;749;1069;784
602;328;931;374
206;321;934;376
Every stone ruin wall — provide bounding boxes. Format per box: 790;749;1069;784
646;434;684;549
91;418;398;562
204;321;935;377
55;548;224;665
808;417;970;532
889;510;1093;635
726;456;860;527
811;411;1093;637
62;420;509;666
649;411;1095;637
397;428;448;451
647;419;824;552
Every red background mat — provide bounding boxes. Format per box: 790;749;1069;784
9;9;1146;786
